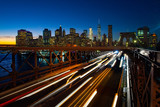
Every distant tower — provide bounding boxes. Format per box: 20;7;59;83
59;25;62;37
89;28;93;40
83;30;87;37
108;25;112;46
63;29;66;37
43;29;51;45
97;19;101;41
102;34;106;42
137;26;149;46
70;28;76;34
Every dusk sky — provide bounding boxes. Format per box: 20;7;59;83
0;0;160;44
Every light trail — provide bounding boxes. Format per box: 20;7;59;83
117;51;122;57
119;57;123;68
70;68;111;107
83;59;101;69
69;68;109;106
112;93;118;107
106;51;114;57
78;69;111;107
30;75;80;107
0;70;71;100
83;89;97;107
66;71;78;84
105;54;116;66
124;54;131;107
98;57;108;66
80;65;100;78
111;60;117;67
55;77;93;107
18;71;78;100
89;51;110;62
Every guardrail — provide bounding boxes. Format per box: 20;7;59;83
130;49;160;107
0;47;99;92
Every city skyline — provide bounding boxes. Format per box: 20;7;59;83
0;0;160;44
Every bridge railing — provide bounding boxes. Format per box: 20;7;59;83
130;49;160;107
0;46;100;92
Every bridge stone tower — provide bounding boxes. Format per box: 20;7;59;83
108;25;112;46
118;32;136;46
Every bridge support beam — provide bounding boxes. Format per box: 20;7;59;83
131;50;160;107
49;50;53;72
11;51;16;87
34;51;38;79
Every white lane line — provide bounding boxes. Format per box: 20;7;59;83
30;76;80;107
18;71;78;100
55;77;93;107
0;70;71;100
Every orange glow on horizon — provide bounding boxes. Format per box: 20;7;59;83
0;37;16;45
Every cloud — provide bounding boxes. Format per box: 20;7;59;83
0;36;15;39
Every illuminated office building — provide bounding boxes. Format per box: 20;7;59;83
137;26;149;45
70;28;76;34
97;24;101;41
16;29;33;46
83;30;87;38
43;29;51;45
89;28;93;41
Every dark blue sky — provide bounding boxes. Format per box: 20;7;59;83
0;0;160;40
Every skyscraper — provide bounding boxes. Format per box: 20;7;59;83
89;28;93;40
102;34;107;46
55;29;60;38
43;29;51;45
108;25;112;46
59;25;62;37
137;26;149;46
70;28;76;34
63;29;66;37
97;24;101;41
83;30;87;38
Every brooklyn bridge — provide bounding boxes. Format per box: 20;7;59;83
0;45;159;107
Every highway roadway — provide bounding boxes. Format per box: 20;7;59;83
0;51;125;107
